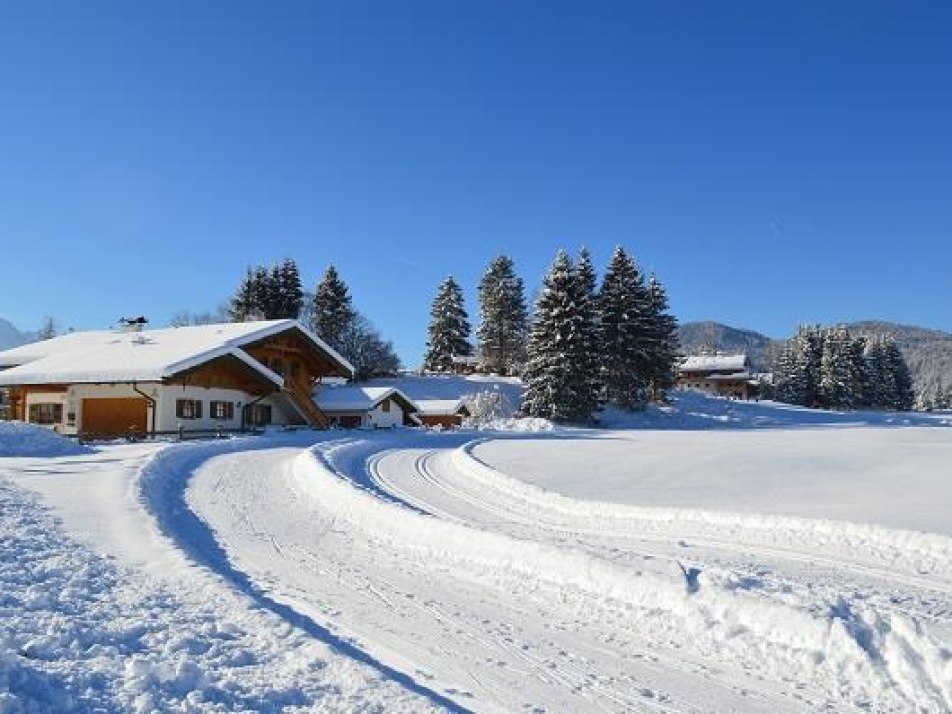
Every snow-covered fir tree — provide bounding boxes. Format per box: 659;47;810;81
312;265;357;350
884;337;915;411
423;276;472;372
644;273;680;401
521;251;598;422
773;326;822;406
229;268;264;322
819;326;854;409
848;335;873;408
774;327;915;411
597;246;653;410
574;248;603;414
273;258;303;319
230;261;303;321
476;255;528;375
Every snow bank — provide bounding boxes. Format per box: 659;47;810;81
0;441;437;713
299;439;952;710
464;416;553;432
0;422;91;457
456;438;952;582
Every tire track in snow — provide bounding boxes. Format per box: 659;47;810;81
351;438;952;710
135;436;469;713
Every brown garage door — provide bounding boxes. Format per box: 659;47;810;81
81;398;148;438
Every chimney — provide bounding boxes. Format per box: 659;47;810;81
119;316;149;333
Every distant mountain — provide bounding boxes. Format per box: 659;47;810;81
0;318;33;351
676;322;775;369
678;319;952;409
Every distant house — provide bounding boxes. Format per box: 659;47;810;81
415;399;470;429
315;385;419;429
677;354;759;400
450;355;480;375
0;320;353;438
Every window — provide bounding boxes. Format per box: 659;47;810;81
29;403;63;425
247;404;272;426
176;399;203;419
380;399;391;413
210;401;235;421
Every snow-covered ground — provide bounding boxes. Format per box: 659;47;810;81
2;392;952;712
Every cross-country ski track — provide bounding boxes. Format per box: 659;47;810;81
6;425;952;712
184;432;951;711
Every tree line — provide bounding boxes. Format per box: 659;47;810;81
226;259;401;381
770;325;914;411
422;247;680;423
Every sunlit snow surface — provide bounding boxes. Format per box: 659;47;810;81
2;392;951;712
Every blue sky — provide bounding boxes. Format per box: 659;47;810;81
1;1;950;365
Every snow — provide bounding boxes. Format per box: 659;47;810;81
0;437;442;712
315;385;418;412
2;388;952;711
414;399;465;416
0;421;91;457
0;319;351;385
365;373;523;405
469;427;952;535
680;354;748;372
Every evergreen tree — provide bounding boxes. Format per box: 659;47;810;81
574;248;603;414
884;337;915;411
249;266;271;320
229;268;258;322
865;337;893;409
645;273;680;401
312;265;357;349
476;255;528;375
598;246;652;410
819;326;853;409
774;325;822;407
274;258;303;319
521;251;596;422
848;336;873;408
423;276;472;372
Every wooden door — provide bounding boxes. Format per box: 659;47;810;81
81;398;148;437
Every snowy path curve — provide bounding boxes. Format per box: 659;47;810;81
175;433;952;712
355;436;952;709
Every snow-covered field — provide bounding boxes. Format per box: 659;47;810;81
2;392;951;712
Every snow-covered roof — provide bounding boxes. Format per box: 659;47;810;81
0;320;353;386
415;399;468;416
704;372;753;382
316;385;419;413
679;354;748;373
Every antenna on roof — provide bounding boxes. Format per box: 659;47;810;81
118;316;149;333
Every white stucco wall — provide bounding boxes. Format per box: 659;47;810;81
23;383;299;435
365;399;404;428
153;385;252;433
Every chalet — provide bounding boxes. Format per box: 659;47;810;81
414;399;470;429
0;320;353;438
677;354;760;400
315;385;419;428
